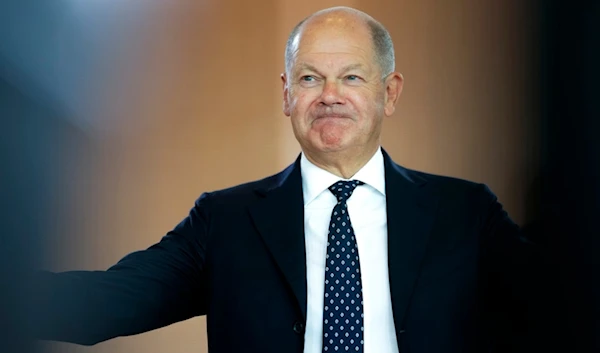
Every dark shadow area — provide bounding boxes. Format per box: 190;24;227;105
524;0;599;351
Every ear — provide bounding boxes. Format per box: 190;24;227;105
281;73;291;117
383;72;404;117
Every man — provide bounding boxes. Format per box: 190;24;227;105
31;6;535;353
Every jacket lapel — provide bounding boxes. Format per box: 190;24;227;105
248;157;307;320
383;150;438;335
246;150;438;327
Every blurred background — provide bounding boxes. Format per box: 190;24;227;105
1;0;597;352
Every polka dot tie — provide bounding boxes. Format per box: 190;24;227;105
322;180;365;353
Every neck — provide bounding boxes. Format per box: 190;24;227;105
303;145;380;179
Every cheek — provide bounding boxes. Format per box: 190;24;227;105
290;92;316;115
289;93;313;133
354;93;384;118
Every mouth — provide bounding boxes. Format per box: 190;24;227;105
315;114;349;120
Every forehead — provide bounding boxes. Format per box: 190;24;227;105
291;16;376;70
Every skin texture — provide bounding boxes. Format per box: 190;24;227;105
282;7;404;179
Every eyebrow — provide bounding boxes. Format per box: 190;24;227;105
339;63;365;73
295;63;365;75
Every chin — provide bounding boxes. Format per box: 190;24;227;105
313;140;349;153
315;127;351;146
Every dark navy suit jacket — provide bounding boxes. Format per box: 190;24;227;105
32;150;536;352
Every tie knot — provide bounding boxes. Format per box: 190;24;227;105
328;180;364;202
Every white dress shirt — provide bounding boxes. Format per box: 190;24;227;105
301;147;399;353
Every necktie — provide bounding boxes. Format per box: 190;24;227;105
322;180;365;353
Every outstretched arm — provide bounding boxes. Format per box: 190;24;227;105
28;193;212;346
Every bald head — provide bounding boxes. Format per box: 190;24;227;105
284;7;395;79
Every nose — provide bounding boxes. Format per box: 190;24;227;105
319;81;344;106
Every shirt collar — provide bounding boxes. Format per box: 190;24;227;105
300;147;386;206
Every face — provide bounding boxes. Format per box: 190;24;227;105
282;15;403;158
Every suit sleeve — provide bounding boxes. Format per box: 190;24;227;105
478;184;536;265
28;193;212;346
476;184;553;351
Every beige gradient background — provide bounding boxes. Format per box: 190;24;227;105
42;1;539;352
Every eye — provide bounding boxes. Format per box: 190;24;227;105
345;75;364;83
300;75;315;82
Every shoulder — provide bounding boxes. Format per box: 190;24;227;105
193;163;294;208
382;148;495;203
388;161;518;235
390;158;495;200
387;161;499;219
410;168;494;199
